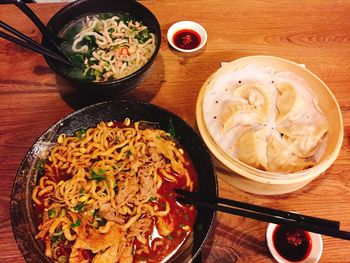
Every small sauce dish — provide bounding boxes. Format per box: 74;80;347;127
266;223;323;263
167;21;207;53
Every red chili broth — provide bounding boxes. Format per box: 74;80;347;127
33;121;199;262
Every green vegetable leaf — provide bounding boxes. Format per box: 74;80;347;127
51;234;63;244
71;218;81;228
51;227;64;244
66;52;85;65
76;129;86;140
116;13;132;23
136;28;151;44
74;202;85;212
80;35;97;50
98;13;117;20
148;196;157;202
125;150;132;157
48;208;57;218
37;159;46;177
89;168;106;181
108;28;115;34
63;26;80;41
167;118;176;139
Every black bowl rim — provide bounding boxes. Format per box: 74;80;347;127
10;99;218;262
44;0;162;86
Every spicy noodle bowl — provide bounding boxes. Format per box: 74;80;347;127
60;13;157;82
32;119;197;263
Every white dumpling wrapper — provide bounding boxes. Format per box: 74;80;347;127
221;101;266;133
266;134;315;173
233;83;270;117
276;82;309;123
237;129;268;170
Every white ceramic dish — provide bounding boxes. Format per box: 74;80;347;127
167;21;207;53
196;55;343;195
266;223;323;263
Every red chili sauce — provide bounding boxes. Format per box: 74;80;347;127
134;153;198;262
173;29;201;50
272;225;312;262
33;121;198;262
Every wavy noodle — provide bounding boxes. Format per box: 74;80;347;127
66;14;156;82
32;120;196;263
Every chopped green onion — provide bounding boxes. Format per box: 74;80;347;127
37;159;46;176
167;118;176;138
89;168;106;181
167;234;174;240
48;208;57;218
71;218;81;228
148;196;157;202
136;28;151;43
125;150;132;157
76;129;86;140
74;202;85;212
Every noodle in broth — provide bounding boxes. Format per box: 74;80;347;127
32;119;197;263
61;13;156;82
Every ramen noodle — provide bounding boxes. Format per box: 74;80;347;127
204;64;328;173
61;13;156;81
32;119;197;263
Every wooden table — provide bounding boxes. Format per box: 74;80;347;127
1;1;350;262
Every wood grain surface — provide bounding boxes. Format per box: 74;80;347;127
1;1;350;262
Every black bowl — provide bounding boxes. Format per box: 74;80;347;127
44;0;161;96
11;100;217;262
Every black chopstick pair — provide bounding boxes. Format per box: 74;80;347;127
0;0;75;67
0;21;74;67
175;189;350;241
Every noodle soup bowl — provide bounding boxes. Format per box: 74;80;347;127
44;0;161;96
11;100;217;262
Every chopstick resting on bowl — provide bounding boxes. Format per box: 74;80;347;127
0;20;75;68
175;189;350;241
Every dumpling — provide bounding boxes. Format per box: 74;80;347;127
220;101;266;133
220;83;270;133
282;134;325;158
233;83;270;117
276;82;308;123
266;134;314;173
278;121;328;158
237;129;268;170
278;122;328;138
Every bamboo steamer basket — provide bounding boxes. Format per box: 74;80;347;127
196;56;343;195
